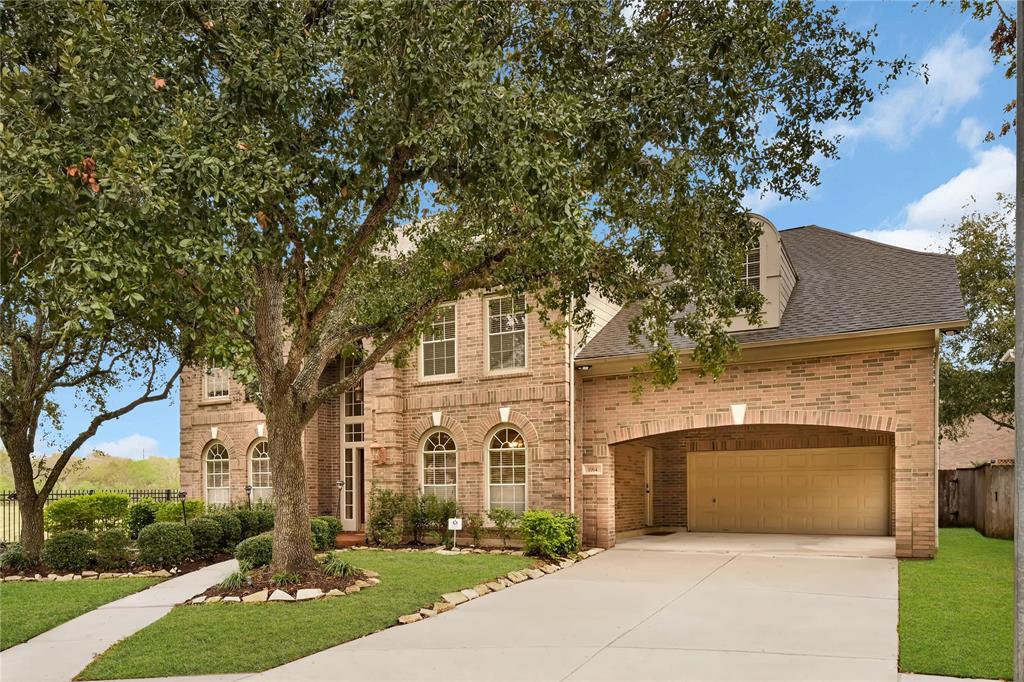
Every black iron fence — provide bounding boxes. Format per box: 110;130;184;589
0;488;181;543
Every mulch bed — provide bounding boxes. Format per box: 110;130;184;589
197;566;368;599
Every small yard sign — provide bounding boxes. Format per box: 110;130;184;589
447;517;463;531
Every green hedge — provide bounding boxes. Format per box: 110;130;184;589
137;522;194;568
205;512;242;549
41;530;94;571
188;517;223;559
43;493;130;534
127;498;159;538
95;528;131;570
235;533;273;567
154;500;205;524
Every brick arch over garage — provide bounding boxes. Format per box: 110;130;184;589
584;408;926;559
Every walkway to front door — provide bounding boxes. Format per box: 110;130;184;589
256;532;898;681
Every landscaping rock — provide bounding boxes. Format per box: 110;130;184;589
296;588;323;601
525;568;544;579
460;588;480;601
192;596;207;604
559;559;575;569
506;571;527;583
473;583;491;595
489;549;503;554
539;564;559;574
366;577;380;585
4;576;21;582
136;570;152;576
398;613;422;625
344;585;361;595
433;601;455;613
362;570;380;578
223;596;241;603
354;579;372;588
206;596;222;603
497;577;513;588
57;574;74;581
242;589;269;603
268;590;294;602
325;589;344;598
47;574;58;580
485;581;505;592
99;572;118;579
510;550;525;556
72;575;82;580
441;591;468;606
151;569;172;578
419;608;437;618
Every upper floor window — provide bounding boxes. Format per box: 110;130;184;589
487;295;527;371
422;431;457;500
203;367;229;400
422;304;457;378
743;248;761;291
249;440;272;503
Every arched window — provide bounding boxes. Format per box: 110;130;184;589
249;440;272;503
488;427;526;513
422;431;457;500
204;443;230;506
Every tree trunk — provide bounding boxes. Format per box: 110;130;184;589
266;396;318;574
19;494;44;559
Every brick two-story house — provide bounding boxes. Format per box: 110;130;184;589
180;216;965;558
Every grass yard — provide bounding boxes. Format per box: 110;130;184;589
899;528;1012;680
79;550;533;680
0;577;160;650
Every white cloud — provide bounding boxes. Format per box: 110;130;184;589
832;34;991;149
89;434;164;460
956;117;986;150
854;144;1014;252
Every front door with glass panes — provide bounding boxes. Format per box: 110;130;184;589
340;359;365;532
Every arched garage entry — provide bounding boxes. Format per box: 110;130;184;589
611;423;895;538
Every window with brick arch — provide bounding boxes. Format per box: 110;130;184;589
249;440;272;503
488;427;526;513
422;431;457;500
204;443;230;507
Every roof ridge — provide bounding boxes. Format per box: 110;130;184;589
781;224;954;258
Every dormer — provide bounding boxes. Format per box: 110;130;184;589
730;214;797;332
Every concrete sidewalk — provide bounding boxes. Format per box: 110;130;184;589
1;559;237;682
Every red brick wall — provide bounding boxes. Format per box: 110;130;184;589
614;443;645;532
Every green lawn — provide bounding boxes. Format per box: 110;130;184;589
0;578;161;650
79;551;533;680
899;528;1012;680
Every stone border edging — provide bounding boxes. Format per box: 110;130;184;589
185;570;381;604
2;568;173;582
394;547;605;625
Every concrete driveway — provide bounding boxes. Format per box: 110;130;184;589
254;533;897;682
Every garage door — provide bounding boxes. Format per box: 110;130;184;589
687;446;891;535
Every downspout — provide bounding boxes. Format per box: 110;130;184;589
568;311;576;515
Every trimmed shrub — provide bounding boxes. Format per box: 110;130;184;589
310;518;334;551
137;522;194;568
235;533;273;568
41;530;94;572
366;485;405;547
424;494;458;546
154;499;205;524
188;517;223;559
205;512;242;549
0;543;32;571
94;528;131;570
464;514;485;546
404;495;430;544
227;507;258;539
127;498;159;538
487;507;520;548
320;551;356;577
519;511;580;559
315;515;343;539
43;493;129;534
251;502;275;534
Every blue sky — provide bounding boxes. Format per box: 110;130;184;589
51;1;1012;461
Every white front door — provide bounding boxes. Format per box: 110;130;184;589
341;446;363;532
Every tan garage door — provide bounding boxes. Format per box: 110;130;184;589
687;446;891;535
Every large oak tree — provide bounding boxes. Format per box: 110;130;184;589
6;0;909;572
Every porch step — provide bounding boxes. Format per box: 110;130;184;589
335;532;366;548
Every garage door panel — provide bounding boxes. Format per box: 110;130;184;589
687;446;891;536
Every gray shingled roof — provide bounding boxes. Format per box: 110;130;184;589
577;225;966;360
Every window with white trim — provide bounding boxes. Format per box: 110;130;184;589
488;427;526;513
205;443;230;506
421;304;457;377
487;296;526;371
249;440;272;503
743;248;761;291
203;367;229;399
422;431;457;500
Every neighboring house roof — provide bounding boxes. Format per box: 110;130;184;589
940;416;1015;470
578;225;967;360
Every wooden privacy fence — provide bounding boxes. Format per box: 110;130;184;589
939;462;1014;539
0;488;182;544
